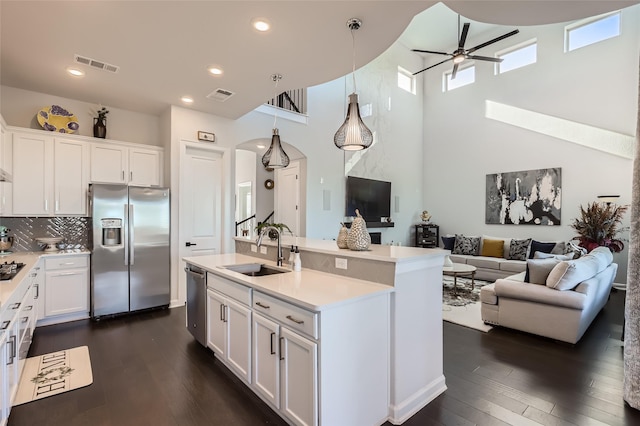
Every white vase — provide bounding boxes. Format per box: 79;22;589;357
443;255;453;267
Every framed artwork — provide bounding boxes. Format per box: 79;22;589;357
486;167;562;225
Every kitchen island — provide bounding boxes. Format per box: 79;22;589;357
185;238;446;425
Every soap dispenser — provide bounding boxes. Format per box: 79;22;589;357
292;246;302;272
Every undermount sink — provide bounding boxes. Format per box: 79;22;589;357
223;263;290;277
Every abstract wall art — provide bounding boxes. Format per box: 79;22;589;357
486;167;562;225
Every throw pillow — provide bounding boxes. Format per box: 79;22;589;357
525;258;562;284
546;255;601;291
481;238;505;258
441;236;455;251
452;234;481;256
534;252;574;261
482;235;511;258
508;238;531;261
528;240;556;259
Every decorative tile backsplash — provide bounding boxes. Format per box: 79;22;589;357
0;217;90;252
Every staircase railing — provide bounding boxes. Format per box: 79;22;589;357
267;89;306;115
235;214;256;236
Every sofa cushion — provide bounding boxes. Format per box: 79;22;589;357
525;258;562;284
508;238;531;260
448;254;469;264
534;252;574;261
480;283;497;305
467;256;501;269
589;246;614;273
551;241;566;255
546;255;602;291
453;235;480;256
482;235;512;259
481;239;505;258
500;260;527;273
528;240;556;259
441;236;455;251
495;279;587;309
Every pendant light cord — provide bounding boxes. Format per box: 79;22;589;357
351;27;357;93
272;74;280;128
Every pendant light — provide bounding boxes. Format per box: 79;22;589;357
334;18;373;151
262;74;290;169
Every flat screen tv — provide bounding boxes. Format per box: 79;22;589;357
345;176;391;222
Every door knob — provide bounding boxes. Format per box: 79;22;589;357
185;242;197;247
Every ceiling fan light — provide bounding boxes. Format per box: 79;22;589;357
334;93;373;151
262;128;290;169
453;54;465;64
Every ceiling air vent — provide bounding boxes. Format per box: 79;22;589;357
207;88;235;102
74;54;120;73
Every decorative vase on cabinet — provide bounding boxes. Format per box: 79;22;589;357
93;117;107;138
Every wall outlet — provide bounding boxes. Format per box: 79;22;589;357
260;246;268;255
335;258;348;270
250;244;257;253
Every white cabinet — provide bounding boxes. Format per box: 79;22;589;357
53;138;89;215
12;132;54;216
206;274;252;383
11;132;88;216
90;142;162;186
0;125;12;216
252;313;280;408
43;255;89;320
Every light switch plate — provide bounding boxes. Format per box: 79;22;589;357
260;246;268;255
250;244;257;253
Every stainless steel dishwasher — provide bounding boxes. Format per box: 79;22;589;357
185;264;206;346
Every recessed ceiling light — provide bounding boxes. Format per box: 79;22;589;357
252;18;271;32
66;67;85;77
181;96;194;104
256;143;266;149
207;66;223;76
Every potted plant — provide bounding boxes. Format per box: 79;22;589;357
255;222;292;240
570;201;628;253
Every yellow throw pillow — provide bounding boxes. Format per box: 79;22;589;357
481;239;505;258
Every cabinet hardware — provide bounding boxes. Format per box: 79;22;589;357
44;199;49;212
270;332;276;355
10;302;21;310
223;305;227;323
35;283;39;299
255;302;270;309
185;242;197;247
130;171;133;181
0;321;10;330
279;337;284;360
124;204;129;266
220;304;224;321
21;317;28;323
7;335;16;365
122;170;125;181
53;272;79;277
129;204;135;265
24;305;33;311
55;197;59;212
286;315;304;325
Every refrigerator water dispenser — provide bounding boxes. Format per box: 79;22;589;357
101;218;122;246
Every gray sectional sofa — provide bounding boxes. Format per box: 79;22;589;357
480;246;616;343
446;235;566;281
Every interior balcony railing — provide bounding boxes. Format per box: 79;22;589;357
235;214;256;237
267;89;307;115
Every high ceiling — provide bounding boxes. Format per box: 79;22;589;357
1;1;636;119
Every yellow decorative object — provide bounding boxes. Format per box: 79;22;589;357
36;105;79;134
481;239;505;258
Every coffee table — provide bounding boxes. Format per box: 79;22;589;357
442;263;477;294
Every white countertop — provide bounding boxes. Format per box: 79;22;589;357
0;250;90;309
183;253;393;312
234;236;446;263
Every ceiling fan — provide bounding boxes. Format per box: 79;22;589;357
412;16;519;79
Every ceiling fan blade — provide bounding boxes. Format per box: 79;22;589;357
467;29;520;54
467;55;503;63
451;64;459;80
412;57;453;76
411;49;451;56
458;23;470;49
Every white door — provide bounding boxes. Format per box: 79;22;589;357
275;161;300;236
280;327;318;426
179;143;223;302
253;313;280;408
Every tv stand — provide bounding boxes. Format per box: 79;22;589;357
344;221;394;228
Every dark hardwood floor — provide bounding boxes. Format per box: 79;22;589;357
9;290;640;426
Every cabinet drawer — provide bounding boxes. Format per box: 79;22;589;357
45;255;88;270
207;273;251;306
253;291;318;339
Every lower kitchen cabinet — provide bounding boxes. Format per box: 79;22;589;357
41;254;90;324
206;284;252;383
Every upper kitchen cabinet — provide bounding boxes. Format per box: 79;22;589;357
0;123;13;215
90;142;162;187
12;132;88;216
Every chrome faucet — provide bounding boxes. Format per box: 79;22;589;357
256;226;284;266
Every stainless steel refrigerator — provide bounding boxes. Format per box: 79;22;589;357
90;184;170;319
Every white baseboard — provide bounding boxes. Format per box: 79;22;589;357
387;375;447;425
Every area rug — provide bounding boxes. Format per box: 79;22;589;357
13;346;93;406
442;276;493;333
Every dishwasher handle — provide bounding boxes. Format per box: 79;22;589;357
184;267;205;279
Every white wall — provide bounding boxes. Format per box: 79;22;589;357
421;6;640;282
0;85;160;145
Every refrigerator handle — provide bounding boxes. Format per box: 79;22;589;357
129;204;135;265
124;203;129;266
